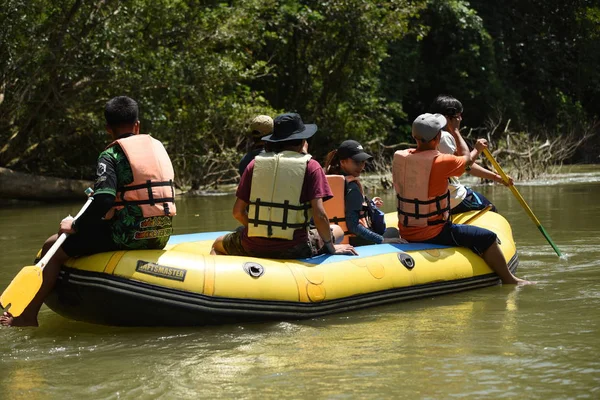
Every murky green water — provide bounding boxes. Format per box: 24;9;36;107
1;167;599;399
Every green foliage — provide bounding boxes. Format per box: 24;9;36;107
251;0;422;157
0;0;598;188
382;0;506;135
468;0;600;133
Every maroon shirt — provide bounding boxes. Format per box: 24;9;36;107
237;157;332;253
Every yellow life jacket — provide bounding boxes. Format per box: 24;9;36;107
104;134;176;219
247;151;312;240
392;149;450;227
323;175;368;244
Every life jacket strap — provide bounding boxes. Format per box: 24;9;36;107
248;199;311;211
119;180;174;193
248;198;311;232
114;197;175;207
245;219;310;229
115;179;175;215
329;216;346;224
397;191;451;226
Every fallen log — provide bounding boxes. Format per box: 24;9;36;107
0;167;93;202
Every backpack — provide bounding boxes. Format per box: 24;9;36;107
365;198;386;235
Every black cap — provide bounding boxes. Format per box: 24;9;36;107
337;140;373;162
262;113;317;143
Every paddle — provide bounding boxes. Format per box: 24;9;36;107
0;188;94;317
482;148;562;257
462;205;493;225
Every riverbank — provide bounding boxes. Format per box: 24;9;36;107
3;165;598;203
181;164;600;198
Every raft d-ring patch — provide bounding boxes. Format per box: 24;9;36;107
243;262;264;278
397;253;415;270
136;260;187;282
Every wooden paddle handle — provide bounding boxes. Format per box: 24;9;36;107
36;192;95;269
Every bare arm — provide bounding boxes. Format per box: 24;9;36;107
451;130;486;169
446;117;491;174
469;163;501;184
468;162;513;186
447;117;477;167
311;198;333;245
447;117;470;157
311;198;357;255
467;139;488;167
232;198;249;227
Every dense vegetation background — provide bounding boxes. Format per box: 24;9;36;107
1;0;598;188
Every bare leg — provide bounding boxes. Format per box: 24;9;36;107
1;234;70;327
211;235;227;255
482;242;533;285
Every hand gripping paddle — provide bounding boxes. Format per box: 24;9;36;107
0;188;94;316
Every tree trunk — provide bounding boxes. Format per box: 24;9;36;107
0;167;93;202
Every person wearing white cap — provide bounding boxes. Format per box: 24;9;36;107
391;113;532;285
431;94;512;214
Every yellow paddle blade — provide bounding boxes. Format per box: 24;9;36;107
0;266;43;317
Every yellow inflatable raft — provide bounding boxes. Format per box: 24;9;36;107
45;210;517;326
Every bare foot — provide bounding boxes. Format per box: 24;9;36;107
501;275;536;285
515;278;536;286
0;311;39;327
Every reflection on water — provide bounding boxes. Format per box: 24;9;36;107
1;166;599;398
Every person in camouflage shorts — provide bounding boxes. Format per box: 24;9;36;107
92;142;173;251
1;96;176;327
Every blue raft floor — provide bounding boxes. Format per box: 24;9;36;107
167;231;450;265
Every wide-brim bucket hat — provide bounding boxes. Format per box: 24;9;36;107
262;113;317;142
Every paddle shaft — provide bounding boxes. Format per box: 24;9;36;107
37;195;95;268
463;205;493;225
482;148;562;256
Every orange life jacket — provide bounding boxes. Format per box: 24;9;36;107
323;174;368;244
392;149;450;227
104;134;176;219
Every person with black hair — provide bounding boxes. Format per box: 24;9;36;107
323;140;406;246
392;113;531;285
1;96;176;327
430;95;512;214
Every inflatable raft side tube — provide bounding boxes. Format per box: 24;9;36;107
45;255;517;326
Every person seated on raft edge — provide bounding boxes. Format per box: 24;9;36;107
392;112;533;285
238;114;273;176
430;94;514;215
323;140;407;246
0;96;177;327
211;112;358;259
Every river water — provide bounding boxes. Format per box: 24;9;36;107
1;167;599;399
